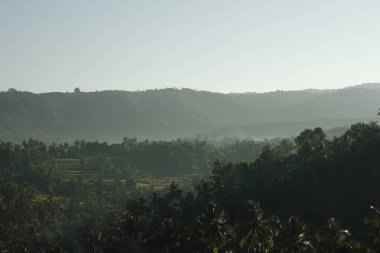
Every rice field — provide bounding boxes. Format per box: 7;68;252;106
54;158;197;189
34;194;70;202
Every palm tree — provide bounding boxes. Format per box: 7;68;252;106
237;200;280;252
196;202;232;252
315;218;360;253
165;182;183;211
274;216;313;253
149;218;182;253
363;206;380;251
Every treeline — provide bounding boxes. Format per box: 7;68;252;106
0;123;379;252
50;137;267;163
0;137;266;179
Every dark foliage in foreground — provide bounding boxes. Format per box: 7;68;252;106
0;122;379;252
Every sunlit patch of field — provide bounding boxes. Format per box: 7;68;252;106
34;194;70;202
102;177;191;189
55;158;99;181
54;158;205;189
57;169;98;181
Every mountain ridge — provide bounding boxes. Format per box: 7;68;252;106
5;82;379;95
0;84;379;143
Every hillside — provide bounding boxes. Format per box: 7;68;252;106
0;84;379;142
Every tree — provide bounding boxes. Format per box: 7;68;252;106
295;128;327;163
363;206;380;251
274;216;313;253
237;200;279;252
315;218;360;253
196;202;232;252
101;155;115;177
7;88;17;92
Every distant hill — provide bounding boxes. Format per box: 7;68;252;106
344;82;380;90
202;119;366;140
0;84;379;143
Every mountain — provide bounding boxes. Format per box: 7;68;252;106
0;85;379;143
203;119;365;140
344;82;380;90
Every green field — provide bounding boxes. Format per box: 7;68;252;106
35;194;70;202
54;158;199;190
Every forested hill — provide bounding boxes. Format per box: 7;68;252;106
1;83;379;143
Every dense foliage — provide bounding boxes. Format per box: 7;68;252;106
0;122;379;252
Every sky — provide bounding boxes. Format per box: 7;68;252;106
1;0;380;93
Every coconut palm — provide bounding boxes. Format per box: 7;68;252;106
196;202;232;252
315;218;360;253
363;206;380;251
237;200;280;252
274;216;313;253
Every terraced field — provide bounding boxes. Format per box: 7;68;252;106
134;176;193;189
55;158;101;181
54;158;199;189
35;194;70;202
33;158;205;202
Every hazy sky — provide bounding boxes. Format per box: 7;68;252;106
1;0;380;93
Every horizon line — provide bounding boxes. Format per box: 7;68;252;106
2;82;380;95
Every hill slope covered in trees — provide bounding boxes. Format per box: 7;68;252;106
0;84;379;142
0;122;379;252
